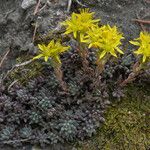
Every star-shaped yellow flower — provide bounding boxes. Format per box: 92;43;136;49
62;9;100;41
130;32;150;63
81;25;124;60
33;40;70;63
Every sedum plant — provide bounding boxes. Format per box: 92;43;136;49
62;9;100;71
33;9;149;89
62;9;125;88
33;40;69;63
120;32;150;86
82;25;124;76
62;8;100;41
33;40;70;90
82;25;124;59
130;32;150;63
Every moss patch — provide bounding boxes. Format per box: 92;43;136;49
8;57;43;85
77;85;150;150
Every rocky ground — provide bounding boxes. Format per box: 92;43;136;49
0;0;150;71
0;0;150;150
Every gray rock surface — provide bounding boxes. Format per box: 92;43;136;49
0;0;149;71
21;0;36;10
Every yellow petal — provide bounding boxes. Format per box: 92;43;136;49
64;30;72;35
110;50;117;57
61;46;70;53
129;41;140;46
92;19;100;23
142;55;146;62
134;50;141;55
99;51;107;59
81;39;90;43
116;47;124;54
88;43;93;48
54;55;61;64
107;24;111;30
80;34;85;43
33;54;43;60
38;44;46;51
44;56;49;62
48;40;55;48
73;31;77;38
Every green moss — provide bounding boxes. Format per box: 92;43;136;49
76;85;150;150
9;57;43;84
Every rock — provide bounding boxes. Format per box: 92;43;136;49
21;0;36;10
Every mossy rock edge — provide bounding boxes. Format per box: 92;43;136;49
77;85;150;150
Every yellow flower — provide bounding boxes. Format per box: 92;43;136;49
82;25;124;59
33;40;70;63
62;9;100;41
130;32;150;63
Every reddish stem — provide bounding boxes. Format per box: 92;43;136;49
132;19;150;24
34;0;41;15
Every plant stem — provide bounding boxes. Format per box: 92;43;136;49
52;60;67;91
93;55;109;88
0;48;10;68
120;62;142;87
77;42;90;73
76;34;90;72
95;59;105;76
132;19;150;24
92;59;105;88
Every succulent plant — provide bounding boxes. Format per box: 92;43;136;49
48;132;59;144
20;127;32;138
68;81;80;96
38;98;52;110
121;54;134;66
130;32;150;63
0;112;4;123
0;7;149;147
46;74;59;89
62;8;100;41
83;121;96;137
35;131;50;146
7;113;20;124
0;127;15;140
29;112;42;124
0;57;110;146
33;40;70;63
58;119;78;141
93;89;102;97
88;50;97;63
16;89;28;99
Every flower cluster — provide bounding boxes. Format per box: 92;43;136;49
82;25;124;60
62;9;100;41
33;40;70;64
33;9;150;89
130;32;150;63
